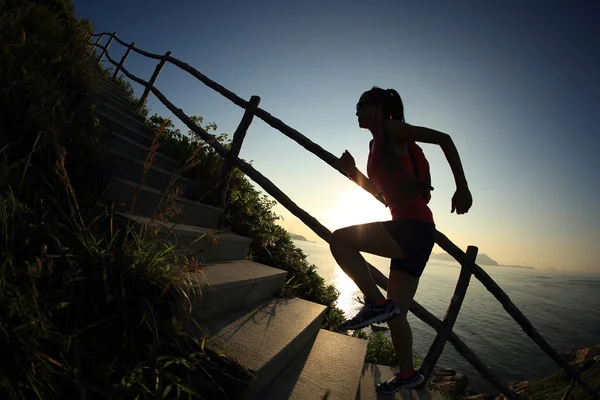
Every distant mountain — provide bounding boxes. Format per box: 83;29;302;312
502;264;535;270
430;252;499;266
288;232;310;242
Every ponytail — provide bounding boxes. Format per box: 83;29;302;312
368;86;406;122
384;89;405;122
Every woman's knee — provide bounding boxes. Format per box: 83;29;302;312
329;227;352;250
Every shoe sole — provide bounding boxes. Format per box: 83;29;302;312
376;374;425;395
340;308;401;331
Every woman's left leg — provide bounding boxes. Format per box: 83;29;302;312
329;221;406;329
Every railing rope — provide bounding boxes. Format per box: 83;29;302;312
97;32;116;64
88;34;600;400
112;41;135;81
138;51;171;110
89;32;104;56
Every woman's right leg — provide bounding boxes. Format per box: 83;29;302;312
386;269;419;374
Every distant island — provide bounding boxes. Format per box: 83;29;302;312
501;264;535;270
288;232;315;243
429;252;535;269
430;252;499;266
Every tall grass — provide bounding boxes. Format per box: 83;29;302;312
0;0;252;398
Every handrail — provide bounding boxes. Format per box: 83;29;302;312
89;34;599;400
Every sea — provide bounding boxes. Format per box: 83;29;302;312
292;239;600;395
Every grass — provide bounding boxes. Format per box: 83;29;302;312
0;0;253;398
517;358;600;400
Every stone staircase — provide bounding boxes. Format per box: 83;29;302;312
85;70;441;399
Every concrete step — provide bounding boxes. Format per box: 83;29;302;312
106;129;180;172
257;329;368;400
105;148;210;200
119;213;251;261
106;177;223;229
97;108;155;149
184;260;287;319
92;94;147;127
93;101;156;148
90;85;140;115
358;364;443;400
201;297;326;399
88;76;141;109
90;73;131;95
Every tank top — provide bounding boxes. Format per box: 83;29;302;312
366;129;435;224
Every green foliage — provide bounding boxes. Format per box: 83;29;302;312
141;114;348;331
350;329;423;368
0;0;252;398
352;330;397;366
517;359;600;400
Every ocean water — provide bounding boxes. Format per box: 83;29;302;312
293;239;600;394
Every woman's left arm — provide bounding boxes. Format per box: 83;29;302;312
385;120;473;214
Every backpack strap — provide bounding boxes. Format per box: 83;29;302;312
370;133;432;205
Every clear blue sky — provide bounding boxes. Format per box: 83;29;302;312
74;0;600;273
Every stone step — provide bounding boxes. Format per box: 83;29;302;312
105;148;210;200
106;177;223;229
90;84;140;115
184;260;287;319
118;213;251;261
201;297;326;399
92;94;148;128
358;364;443;400
106;129;180;172
93;100;156;148
257;329;367;400
90;73;132;95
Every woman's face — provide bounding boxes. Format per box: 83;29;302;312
356;93;382;129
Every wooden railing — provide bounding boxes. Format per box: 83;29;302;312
88;32;599;400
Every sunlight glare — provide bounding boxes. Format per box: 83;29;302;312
327;186;390;230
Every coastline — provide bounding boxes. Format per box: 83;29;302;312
429;344;600;399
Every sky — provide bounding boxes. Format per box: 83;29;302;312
73;0;600;273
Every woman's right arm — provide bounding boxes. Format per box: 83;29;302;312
346;167;381;198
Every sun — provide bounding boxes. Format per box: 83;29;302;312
327;186;390;230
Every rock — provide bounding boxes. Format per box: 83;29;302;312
510;379;533;393
494;380;533;400
454;373;469;394
560;344;600;364
437;381;457;397
461;395;487;400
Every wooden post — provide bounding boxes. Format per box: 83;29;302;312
112;42;135;81
420;246;478;381
217;96;261;209
89;33;104;56
138;51;171;110
97;32;116;65
434;233;600;399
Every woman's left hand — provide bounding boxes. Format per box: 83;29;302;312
451;186;473;215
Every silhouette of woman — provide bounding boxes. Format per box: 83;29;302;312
331;86;473;394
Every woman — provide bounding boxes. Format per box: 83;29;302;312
331;87;472;394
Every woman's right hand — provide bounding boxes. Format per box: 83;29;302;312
339;150;356;174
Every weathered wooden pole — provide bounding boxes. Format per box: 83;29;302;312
217;95;261;209
97;32;116;64
420;246;478;381
112;41;135;81
89;33;104;56
138;51;171;110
